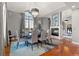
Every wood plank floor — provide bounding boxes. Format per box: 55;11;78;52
41;40;79;56
3;43;11;56
3;39;16;56
3;39;79;56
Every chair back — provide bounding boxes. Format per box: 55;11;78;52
41;30;47;41
32;30;38;43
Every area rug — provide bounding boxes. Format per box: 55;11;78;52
10;41;54;56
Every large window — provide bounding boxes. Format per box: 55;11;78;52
24;11;34;29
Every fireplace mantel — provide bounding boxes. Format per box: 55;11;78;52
49;12;61;39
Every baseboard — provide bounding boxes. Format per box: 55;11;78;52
72;41;79;45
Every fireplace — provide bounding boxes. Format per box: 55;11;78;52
51;28;59;36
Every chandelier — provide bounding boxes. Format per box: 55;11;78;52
31;8;39;17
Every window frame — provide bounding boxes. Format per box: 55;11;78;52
24;11;34;29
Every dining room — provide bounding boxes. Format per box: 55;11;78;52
3;2;79;56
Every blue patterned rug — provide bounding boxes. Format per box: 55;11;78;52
10;41;54;56
11;41;28;52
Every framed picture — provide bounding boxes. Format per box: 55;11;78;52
51;13;60;26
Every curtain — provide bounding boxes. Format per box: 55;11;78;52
20;13;25;37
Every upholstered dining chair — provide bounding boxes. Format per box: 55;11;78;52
16;31;28;48
38;30;48;46
27;30;39;50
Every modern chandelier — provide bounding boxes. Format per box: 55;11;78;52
31;8;39;17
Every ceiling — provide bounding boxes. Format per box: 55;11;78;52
7;2;79;17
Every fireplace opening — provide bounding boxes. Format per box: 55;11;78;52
51;28;59;36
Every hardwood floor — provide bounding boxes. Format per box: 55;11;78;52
3;39;16;56
3;43;11;56
3;39;79;56
41;39;79;56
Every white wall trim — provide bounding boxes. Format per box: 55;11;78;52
72;41;79;45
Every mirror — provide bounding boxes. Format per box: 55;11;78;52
62;16;72;36
62;9;72;36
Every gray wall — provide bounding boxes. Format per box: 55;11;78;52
36;17;49;31
7;10;21;33
41;17;49;31
72;9;79;43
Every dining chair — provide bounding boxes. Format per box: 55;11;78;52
38;30;48;46
16;31;28;48
27;30;39;50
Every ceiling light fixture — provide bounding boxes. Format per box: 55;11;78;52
72;5;75;9
31;8;39;17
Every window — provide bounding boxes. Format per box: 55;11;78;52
24;11;34;29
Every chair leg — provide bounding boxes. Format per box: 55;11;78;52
50;39;52;44
17;42;19;48
31;44;33;50
44;40;47;44
47;39;49;43
25;41;27;46
37;43;39;48
26;41;28;46
40;42;42;47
